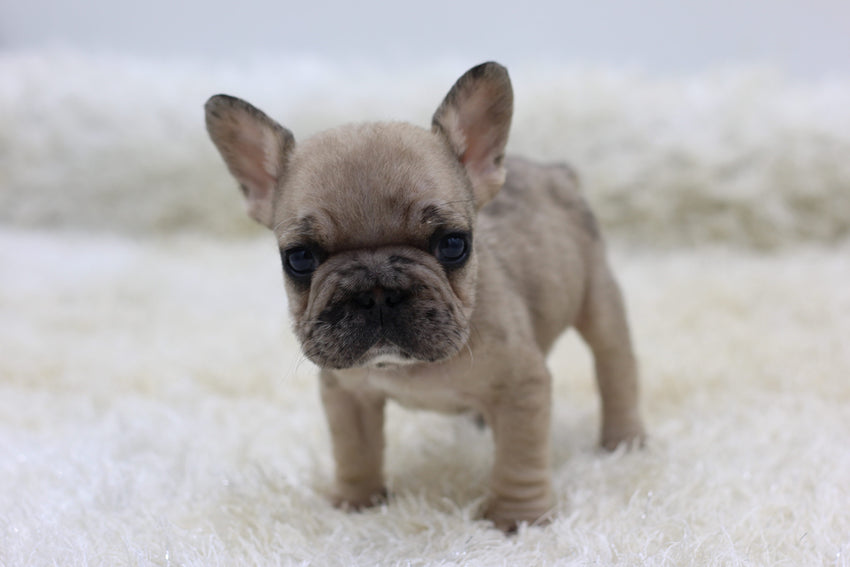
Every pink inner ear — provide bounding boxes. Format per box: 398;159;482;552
233;148;275;201
460;127;505;190
225;116;280;205
457;88;504;175
461;130;500;170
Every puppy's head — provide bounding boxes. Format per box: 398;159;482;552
205;62;512;369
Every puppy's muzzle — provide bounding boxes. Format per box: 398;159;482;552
297;251;470;369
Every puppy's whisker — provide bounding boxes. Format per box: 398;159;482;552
464;339;476;369
444;197;477;207
292;352;313;375
272;214;300;238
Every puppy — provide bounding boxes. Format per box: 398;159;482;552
204;62;645;530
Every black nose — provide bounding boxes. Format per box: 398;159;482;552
353;287;409;310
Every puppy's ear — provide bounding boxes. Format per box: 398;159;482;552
205;95;294;228
432;62;513;208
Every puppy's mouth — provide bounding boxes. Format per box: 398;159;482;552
358;345;420;369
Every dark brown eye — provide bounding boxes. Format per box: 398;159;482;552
435;233;471;266
283;247;319;278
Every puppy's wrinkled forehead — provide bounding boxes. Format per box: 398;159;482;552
276;122;474;249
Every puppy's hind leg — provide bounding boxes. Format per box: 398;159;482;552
576;252;646;450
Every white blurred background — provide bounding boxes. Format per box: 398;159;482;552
2;0;849;246
2;0;849;77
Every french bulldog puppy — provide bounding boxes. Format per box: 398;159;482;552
204;62;645;530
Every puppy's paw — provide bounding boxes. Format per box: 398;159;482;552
483;495;554;533
601;416;646;451
330;485;387;511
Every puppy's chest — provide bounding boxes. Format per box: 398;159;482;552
343;366;477;414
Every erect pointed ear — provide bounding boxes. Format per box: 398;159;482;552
432;62;513;209
205;94;295;228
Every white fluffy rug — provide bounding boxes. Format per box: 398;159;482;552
1;51;849;565
2;231;848;565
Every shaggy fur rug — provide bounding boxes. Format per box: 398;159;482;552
2;232;848;566
1;51;849;565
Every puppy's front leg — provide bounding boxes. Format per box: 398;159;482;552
485;362;554;531
319;371;387;509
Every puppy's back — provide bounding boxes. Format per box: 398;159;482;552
477;157;601;351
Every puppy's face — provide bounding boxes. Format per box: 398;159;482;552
205;63;513;370
277;124;478;368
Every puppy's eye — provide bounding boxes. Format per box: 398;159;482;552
283;247;319;278
435;233;471;266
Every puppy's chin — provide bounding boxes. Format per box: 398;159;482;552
359;348;420;370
